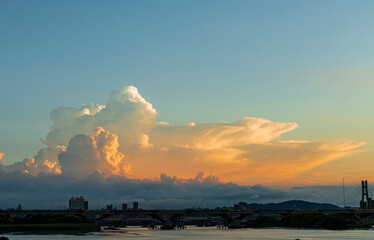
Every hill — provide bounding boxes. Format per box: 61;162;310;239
246;200;340;210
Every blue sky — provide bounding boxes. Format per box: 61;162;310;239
1;0;374;177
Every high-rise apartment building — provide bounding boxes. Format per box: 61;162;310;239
69;196;88;210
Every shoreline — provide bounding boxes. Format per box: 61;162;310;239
0;223;100;235
3;225;374;235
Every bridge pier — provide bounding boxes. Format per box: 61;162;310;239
147;213;184;230
217;213;252;229
217;224;228;229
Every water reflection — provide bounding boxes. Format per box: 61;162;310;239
4;227;374;240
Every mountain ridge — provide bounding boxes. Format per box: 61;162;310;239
245;200;341;210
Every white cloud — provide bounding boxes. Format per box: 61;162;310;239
2;86;365;185
58;127;130;178
149;117;298;150
44;86;157;152
3;147;64;175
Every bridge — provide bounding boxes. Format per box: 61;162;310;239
2;208;374;229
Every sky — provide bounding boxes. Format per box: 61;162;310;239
1;0;374;209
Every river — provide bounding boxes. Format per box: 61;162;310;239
3;227;374;240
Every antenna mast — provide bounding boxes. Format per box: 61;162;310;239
342;177;346;208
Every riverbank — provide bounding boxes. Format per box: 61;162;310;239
0;223;100;234
251;213;374;230
0;214;100;234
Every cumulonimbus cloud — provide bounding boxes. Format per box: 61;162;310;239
1;86;366;184
59;127;130;178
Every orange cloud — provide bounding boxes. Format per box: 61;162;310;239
58;127;130;178
4;147;63;175
126;139;365;185
150;117;298;150
2;86;366;185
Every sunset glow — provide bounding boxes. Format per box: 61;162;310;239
1;0;373;210
0;86;366;186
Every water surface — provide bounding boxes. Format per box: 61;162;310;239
4;227;374;240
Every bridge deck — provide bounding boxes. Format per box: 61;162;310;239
1;208;370;216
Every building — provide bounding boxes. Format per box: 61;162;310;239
69;196;88;210
122;203;128;210
106;204;113;210
16;203;22;211
234;202;248;210
133;202;139;210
